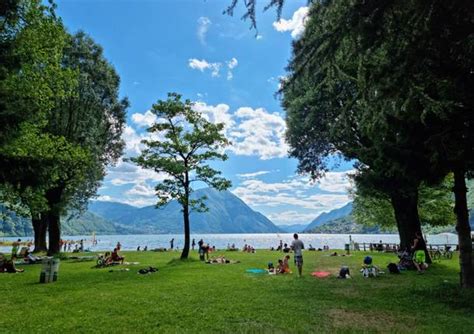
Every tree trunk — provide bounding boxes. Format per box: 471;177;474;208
47;211;61;256
45;187;63;256
453;169;474;288
390;187;431;263
32;213;48;253
180;203;190;260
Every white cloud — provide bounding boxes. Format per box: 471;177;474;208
197;17;211;45
126;182;156;197
122;125;144;156
231;173;352;224
237;171;271;179
191;102;288;160
188;57;238;79
192;102;234;134
256;34;263;40
226;57;238;80
188;59;220;77
104;159;167;187
188;58;221;77
268;211;317;225
230;107;289;160
317;170;355;193
131;110;156;128
96;195;112;202
227;57;238;69
273;6;309;38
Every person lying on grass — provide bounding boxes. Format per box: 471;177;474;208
206;255;240;264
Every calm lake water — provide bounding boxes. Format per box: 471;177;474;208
0;233;457;253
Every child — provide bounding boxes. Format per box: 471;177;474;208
267;262;275;274
361;256;379;278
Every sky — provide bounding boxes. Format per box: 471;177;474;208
55;0;355;226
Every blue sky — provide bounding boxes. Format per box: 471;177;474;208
56;0;354;226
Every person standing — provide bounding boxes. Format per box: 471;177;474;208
291;233;304;277
192;239;196;250
170;238;175;250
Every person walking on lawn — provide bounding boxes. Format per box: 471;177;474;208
291;233;304;277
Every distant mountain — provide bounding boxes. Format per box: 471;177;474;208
61;212;118;235
115;188;282;234
1;188;281;236
0;210;120;237
306;215;395;234
278;224;308;233
88;201;139;222
304;202;353;232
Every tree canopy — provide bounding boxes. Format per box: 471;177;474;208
133;93;231;259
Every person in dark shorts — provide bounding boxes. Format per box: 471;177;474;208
291;233;304;277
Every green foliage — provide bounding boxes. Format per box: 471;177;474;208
132;93;231;211
353;176;456;228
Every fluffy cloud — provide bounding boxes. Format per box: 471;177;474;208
192;102;234;133
231;172;352;224
273;6;309;38
190;102;288;160
317;170;355;193
131;110;156;128
105;159;167;186
268;211;318;224
188;57;238;79
126;182;156;197
197;17;211;45
230;107;289;160
188;58;221;77
122;125;144;156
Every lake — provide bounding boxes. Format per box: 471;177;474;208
0;233;458;253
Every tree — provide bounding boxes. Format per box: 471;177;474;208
132;93;231;259
0;0;79;252
281;1;435;254
38;31;127;254
352;176;456;242
282;0;474;287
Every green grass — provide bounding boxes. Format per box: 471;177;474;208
1;250;473;333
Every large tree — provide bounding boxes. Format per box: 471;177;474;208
0;0;79;252
38;31;127;254
280;0;474;287
132;93;231;259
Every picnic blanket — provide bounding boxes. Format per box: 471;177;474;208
246;268;267;274
311;271;331;278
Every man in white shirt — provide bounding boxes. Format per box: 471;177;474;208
291;233;304;277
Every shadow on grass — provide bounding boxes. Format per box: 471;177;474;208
410;281;474;311
167;257;200;266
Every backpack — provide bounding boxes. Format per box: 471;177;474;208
339;266;350;278
387;263;400;274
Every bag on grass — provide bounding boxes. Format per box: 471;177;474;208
387;263;400;274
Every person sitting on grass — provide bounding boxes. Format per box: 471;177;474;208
1;259;24;273
267;262;275;274
360;256;379;278
111;248;124;264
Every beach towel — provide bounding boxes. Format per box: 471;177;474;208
246;268;267;274
311;271;331;278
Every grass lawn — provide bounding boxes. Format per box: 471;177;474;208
1;250;473;333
